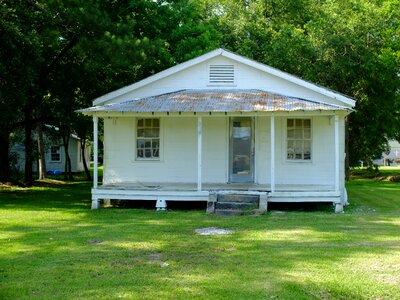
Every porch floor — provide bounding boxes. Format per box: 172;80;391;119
100;182;335;192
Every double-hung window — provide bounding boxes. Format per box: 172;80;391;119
50;146;61;162
136;118;160;159
287;119;311;161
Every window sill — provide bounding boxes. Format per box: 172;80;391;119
285;159;313;164
135;158;161;162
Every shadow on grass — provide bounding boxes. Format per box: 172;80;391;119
0;181;92;211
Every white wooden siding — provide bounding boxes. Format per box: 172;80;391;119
102;115;345;192
102;56;347;108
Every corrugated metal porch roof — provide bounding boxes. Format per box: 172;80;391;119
79;89;352;114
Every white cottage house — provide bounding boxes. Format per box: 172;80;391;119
79;49;354;212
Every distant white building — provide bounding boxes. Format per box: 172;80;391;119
373;140;400;166
11;127;91;174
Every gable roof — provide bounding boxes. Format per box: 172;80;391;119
45;124;80;141
80;89;352;115
93;48;355;107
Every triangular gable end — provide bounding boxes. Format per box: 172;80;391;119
93;48;355;108
93;49;224;106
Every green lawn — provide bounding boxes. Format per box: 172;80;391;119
0;178;399;299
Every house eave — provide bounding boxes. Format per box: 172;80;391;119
79;89;353;117
80;110;351;119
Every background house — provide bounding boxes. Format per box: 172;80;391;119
10;127;91;174
373;140;400;166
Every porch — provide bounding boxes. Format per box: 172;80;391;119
85;89;351;213
91;182;342;212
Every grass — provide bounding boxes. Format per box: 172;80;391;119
0;177;400;299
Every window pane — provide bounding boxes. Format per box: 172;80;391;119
137;119;144;127
304;128;311;139
304;140;311;151
145;119;152;127
137;129;144;137
153;119;159;127
295;153;302;159
153;149;159;157
150;128;159;138
144;128;152;137
137;149;144;158
304;141;311;160
152;140;159;148
145;149;152;158
287;129;294;139
294;141;302;159
287;139;294;159
295;129;303;139
287;119;294;127
145;140;151;148
295;119;302;127
303;119;311;128
137;139;145;149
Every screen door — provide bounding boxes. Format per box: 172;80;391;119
229;117;254;182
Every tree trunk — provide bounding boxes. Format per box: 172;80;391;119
80;138;91;181
67;154;73;180
62;134;73;181
0;126;10;182
37;122;46;180
24;107;34;186
345;116;350;181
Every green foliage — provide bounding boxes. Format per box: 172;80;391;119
1;0;399;180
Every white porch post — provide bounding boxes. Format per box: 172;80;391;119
197;116;202;191
334;115;340;192
92;115;99;209
270;114;275;193
334;114;343;213
93;116;99;189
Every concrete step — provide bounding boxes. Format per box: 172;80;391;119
215;202;257;210
215;209;243;216
217;194;259;204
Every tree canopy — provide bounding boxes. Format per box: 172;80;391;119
0;0;399;183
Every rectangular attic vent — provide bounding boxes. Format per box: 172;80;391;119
209;64;235;85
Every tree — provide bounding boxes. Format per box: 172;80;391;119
201;0;400;166
0;1;43;183
1;0;398;185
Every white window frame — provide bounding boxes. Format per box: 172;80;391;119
50;145;61;162
135;118;161;161
285;118;313;163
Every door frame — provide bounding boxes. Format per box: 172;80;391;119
229;117;255;183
